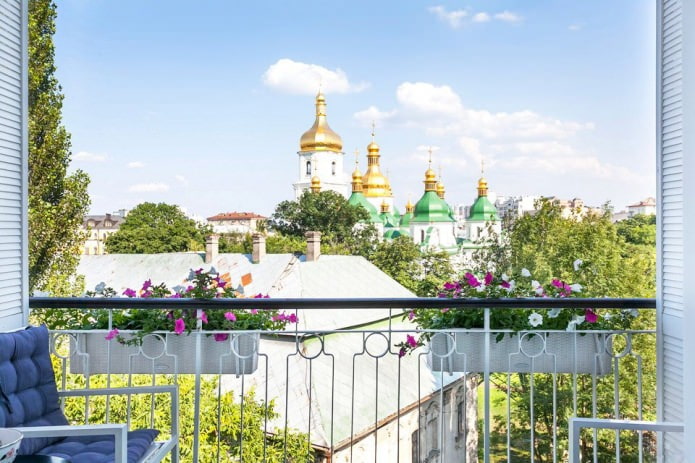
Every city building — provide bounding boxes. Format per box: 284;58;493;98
80;211;126;255
627;197;657;217
494;195;540;222
206;211;267;234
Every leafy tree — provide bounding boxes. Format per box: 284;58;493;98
28;0;90;293
369;236;454;296
616;214;656;246
105;202;208;253
269;191;377;254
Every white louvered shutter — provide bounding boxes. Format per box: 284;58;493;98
0;0;27;330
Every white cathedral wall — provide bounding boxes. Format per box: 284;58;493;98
294;150;348;198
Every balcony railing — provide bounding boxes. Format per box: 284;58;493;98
29;297;659;463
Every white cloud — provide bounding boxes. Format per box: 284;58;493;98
428;5;468;28
127;161;144;168
128;183;169;193
74;151;107;162
353;105;397;127
262;58;369;95
568;24;582;31
396;82;463;117
494;11;523;23
175;175;189;187
472;12;490;23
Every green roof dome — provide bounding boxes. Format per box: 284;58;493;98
399;211;413;228
383;229;402;240
468;196;500;221
348;192;383;223
411;191;455;223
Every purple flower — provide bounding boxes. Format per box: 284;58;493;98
213;333;229;342
141;279;152;291
123;288;136;298
443;282;460;291
217;280;227;288
169;293;182;299
166;311;174;319
174;318;185;335
250;309;258;315
288;313;298;323
585;309;598;323
224;312;237;322
185;285;194;293
398;347;406;358
464;272;481;288
254;293;269;299
551;279;563;289
200;311;208;324
195;268;203;275
105;328;119;341
406;335;418;348
408;310;415;321
484;272;494;286
500;281;511;289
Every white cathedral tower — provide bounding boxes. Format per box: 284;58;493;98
293;91;349;198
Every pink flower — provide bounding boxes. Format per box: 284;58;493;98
250;309;258;315
585;309;598;323
443;282;460;291
141;279;152;291
213;333;229;342
105;328;119;341
254;293;269;299
169;293;182;299
123;288;136;298
464;272;481;288
398;347;406;358
408;310;415;321
200;311;208;324
551;279;563;289
406;335;418;348
224;312;237;322
186;285;194;293
288;313;298;323
484;272;494;286
441;308;450;313
174;318;185;335
500;281;511;289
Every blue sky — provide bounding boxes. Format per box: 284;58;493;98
56;0;656;218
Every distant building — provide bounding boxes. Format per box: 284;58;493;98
627;197;657;217
80;211;126;255
494;195;540;222
206;212;267;234
544;197;604;219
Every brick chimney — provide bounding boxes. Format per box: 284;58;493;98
205;235;219;264
305;231;321;262
252;233;266;264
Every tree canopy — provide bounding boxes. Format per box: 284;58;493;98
269;191;377;253
28;0;91;293
106;203;208;254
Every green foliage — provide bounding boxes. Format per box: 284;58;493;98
615;214;656;246
368;236;453;296
28;0;91;293
105;203;209;254
269;191;378;254
219;233;253;253
57;367;313;463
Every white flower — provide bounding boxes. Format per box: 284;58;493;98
528;312;543;327
501;273;510;281
573;259;583;272
548;308;561;318
476;284;486;293
566;315;585;332
521;268;531;277
603;313;613;320
531;280;541;289
216;287;224;293
505;280;516;292
569;283;582;293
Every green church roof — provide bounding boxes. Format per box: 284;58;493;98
348;192;383;223
468;196;500;221
399;211;414;228
411;191;455;223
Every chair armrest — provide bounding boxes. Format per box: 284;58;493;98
56;385;179;459
13;424;128;462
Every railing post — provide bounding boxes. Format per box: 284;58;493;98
483;307;491;463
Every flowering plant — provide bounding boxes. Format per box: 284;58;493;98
396;262;638;357
84;268;297;346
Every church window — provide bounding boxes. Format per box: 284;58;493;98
331;161;336;175
457;401;465;437
421;230;425;242
306;161;311;175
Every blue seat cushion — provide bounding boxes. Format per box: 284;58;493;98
37;429;159;463
0;325;69;454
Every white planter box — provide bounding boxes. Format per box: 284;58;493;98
427;331;611;374
69;331;259;375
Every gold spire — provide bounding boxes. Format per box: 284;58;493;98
310;175;321;193
436;164;446;199
380;199;390;214
351;149;364;193
477;158;488;197
362;123;392;197
299;90;343;152
424;147;437;192
405;198;415;213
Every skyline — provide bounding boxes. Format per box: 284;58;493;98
55;0;656;218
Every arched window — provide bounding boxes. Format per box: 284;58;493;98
421;230;425;242
331;161;336;175
306;161;311;175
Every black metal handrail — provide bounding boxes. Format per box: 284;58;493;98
29;297;656;310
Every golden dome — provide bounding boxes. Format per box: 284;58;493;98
351;154;364;193
405;198;415;213
362;127;392;198
477;177;488;197
380;200;390;213
299;91;343;152
424;167;437;192
310;175;321;193
436;180;445;199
